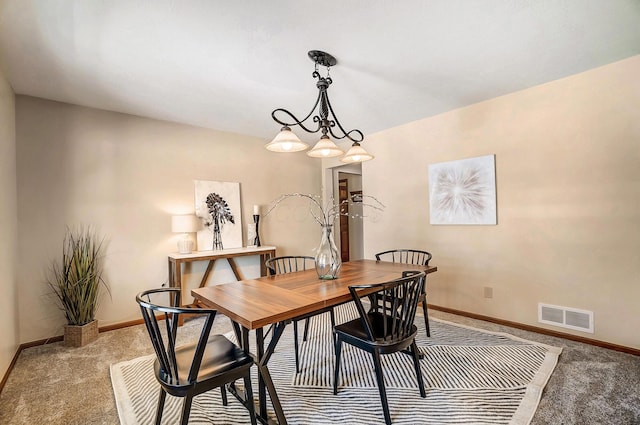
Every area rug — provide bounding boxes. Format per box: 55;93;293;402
111;305;561;424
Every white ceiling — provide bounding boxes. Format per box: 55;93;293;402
1;1;639;144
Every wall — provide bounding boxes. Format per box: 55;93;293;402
16;97;321;343
0;66;18;378
362;56;640;349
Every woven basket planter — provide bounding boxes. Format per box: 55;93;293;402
64;320;98;347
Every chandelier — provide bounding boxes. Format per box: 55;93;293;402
265;50;374;163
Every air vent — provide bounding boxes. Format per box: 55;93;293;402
538;303;594;333
540;305;563;324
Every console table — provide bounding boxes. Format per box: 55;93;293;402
168;246;276;307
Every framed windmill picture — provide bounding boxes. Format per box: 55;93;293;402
194;180;243;250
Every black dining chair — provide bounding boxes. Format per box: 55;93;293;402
136;288;256;425
375;249;433;337
333;271;427;425
265;256;336;373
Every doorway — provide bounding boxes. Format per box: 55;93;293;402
338;179;349;262
326;164;363;261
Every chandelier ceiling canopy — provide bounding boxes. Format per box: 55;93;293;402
265;50;374;163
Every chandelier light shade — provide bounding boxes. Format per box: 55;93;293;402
264;126;309;152
267;50;374;163
307;135;344;158
340;142;375;163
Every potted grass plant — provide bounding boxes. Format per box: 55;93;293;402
47;226;110;347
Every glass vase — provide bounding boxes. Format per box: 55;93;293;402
315;224;341;280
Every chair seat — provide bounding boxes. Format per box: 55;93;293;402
333;272;427;425
155;334;253;388
335;312;417;351
138;288;256;425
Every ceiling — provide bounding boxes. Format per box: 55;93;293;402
1;1;639;144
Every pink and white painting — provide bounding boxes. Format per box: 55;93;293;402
428;155;497;225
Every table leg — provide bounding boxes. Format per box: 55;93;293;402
228;258;245;281
259;250;275;276
231;321;242;347
230;322;288;424
189;260;217;307
168;258;175;287
255;327;267;419
200;260;216;288
260;253;267;277
255;323;288;424
168;258;187;326
174;259;182;293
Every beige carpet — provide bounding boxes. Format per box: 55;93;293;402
2;309;639;425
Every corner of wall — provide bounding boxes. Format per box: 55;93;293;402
0;67;19;380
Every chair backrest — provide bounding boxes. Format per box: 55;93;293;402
375;249;432;266
136;288;217;386
265;256;315;276
349;271;426;342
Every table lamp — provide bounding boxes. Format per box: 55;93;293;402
171;214;199;254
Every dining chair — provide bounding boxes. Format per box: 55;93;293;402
265;255;336;373
375;249;433;337
333;271;427;425
136;288;256;425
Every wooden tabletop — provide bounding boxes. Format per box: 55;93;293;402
192;259;437;330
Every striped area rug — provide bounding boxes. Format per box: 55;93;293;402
111;304;561;424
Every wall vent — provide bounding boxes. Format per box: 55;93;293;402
538;303;594;333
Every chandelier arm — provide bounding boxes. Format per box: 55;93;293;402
269;50;369;155
271;91;324;134
324;95;364;143
327;126;365;143
271;108;322;134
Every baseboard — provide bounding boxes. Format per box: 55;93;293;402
4;306;638;395
429;304;640;356
0;317;147;394
0;346;22;395
99;318;147;333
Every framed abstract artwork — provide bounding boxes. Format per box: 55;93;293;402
428;154;497;225
194;180;243;250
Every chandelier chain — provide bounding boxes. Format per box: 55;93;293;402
271;51;363;143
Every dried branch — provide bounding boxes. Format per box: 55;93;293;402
264;192;385;226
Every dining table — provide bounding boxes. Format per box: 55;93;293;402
191;258;438;425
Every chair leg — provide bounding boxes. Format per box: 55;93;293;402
371;349;392;425
293;320;301;373
221;383;228;406
302;317;311;341
244;373;257;425
333;337;343;395
422;300;430;337
329;309;336;332
180;394;194;425
410;341;426;398
155;388;167;425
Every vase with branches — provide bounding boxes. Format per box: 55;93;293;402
265;193;384;279
46;226;110;346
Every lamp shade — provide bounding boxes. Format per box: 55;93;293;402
171;214;199;233
265;126;309;152
340;143;374;163
307;135;344;158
